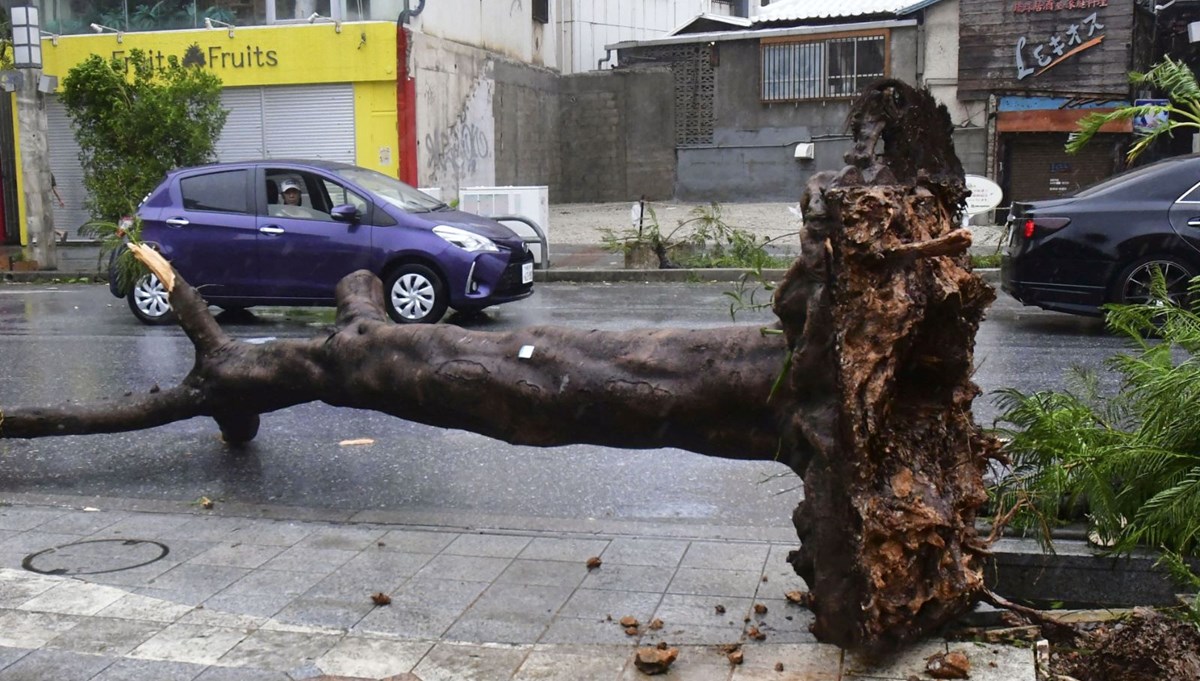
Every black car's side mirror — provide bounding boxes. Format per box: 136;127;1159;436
331;204;360;223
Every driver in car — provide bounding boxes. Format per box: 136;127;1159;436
276;179;308;217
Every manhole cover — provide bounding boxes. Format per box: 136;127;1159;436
22;539;170;576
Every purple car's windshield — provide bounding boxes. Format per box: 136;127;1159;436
331;167;445;212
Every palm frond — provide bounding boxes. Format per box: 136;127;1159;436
1069;57;1200;162
1133;57;1200;108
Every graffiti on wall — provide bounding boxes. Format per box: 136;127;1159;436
423;73;496;190
425;120;491;179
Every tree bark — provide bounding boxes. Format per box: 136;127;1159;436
0;80;998;655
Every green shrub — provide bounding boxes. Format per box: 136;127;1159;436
992;269;1200;556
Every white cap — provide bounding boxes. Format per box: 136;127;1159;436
280;179;301;193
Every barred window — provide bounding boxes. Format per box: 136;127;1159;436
761;33;887;102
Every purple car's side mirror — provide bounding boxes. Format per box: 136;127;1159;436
331;204;360;223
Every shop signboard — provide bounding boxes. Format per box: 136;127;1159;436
958;0;1135;98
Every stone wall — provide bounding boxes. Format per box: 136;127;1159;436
557;69;676;203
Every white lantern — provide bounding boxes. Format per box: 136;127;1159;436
10;3;42;69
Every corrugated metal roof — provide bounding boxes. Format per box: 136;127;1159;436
754;0;943;22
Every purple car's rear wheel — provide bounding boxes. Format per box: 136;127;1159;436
383;263;448;324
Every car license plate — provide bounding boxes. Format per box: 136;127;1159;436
522;262;533;284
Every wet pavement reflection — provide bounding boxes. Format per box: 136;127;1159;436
0;282;1125;526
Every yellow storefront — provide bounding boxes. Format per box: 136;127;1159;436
13;21;398;242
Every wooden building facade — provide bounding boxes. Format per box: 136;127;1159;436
958;0;1152;206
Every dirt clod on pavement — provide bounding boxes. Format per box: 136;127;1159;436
634;646;679;675
1052;608;1200;681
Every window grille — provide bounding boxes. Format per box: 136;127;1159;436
761;33;887;102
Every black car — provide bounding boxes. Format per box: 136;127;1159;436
1001;154;1200;316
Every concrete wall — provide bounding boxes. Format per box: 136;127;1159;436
493;61;562;193
413;34;498;194
557;68;677;202
922;0;990;178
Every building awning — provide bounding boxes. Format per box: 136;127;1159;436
997;109;1132;134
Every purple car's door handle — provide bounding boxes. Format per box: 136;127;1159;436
1188;219;1200;228
259;226;285;235
165;218;189;227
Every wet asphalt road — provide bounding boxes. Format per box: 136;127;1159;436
0;282;1123;527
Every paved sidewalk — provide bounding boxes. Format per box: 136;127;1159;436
0;500;1036;680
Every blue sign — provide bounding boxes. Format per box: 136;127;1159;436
1134;99;1169;133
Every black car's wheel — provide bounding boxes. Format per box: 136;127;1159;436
383;264;448;324
1112;255;1198;308
127;273;176;325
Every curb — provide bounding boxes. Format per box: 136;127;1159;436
3;268;1003;286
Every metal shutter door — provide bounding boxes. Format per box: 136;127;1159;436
214;87;267;162
45;98;90;238
262;84;355;163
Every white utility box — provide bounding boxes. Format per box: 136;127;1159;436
458;186;549;266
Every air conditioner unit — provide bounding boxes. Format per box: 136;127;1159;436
1189;21;1200;44
458;186;550;265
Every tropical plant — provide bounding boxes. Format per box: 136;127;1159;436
1067;57;1200;163
1;7;12;70
61;48;226;282
991;270;1200;556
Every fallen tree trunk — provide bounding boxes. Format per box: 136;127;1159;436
0;264;792;459
0;80;998;654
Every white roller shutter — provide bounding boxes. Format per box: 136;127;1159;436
214;87;267;161
44;82;356;238
216;83;355;163
45;98;90;238
262;84;356;162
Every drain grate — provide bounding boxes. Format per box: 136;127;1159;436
22;538;170;576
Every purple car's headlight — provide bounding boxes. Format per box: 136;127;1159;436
433;225;499;253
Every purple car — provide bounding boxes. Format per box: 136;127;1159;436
110;160;535;324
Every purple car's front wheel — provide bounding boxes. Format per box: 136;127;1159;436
383;264;448;324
